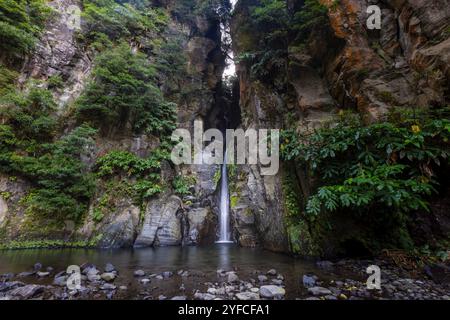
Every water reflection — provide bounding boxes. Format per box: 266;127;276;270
0;245;301;274
0;246;338;299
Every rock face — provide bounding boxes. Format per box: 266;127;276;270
230;0;450;256
1;0;448;255
9;285;44;299
135;195;183;247
0;0;226;248
259;285;286;299
0;196;7;227
20;0;92;107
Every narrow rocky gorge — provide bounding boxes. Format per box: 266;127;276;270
0;0;449;261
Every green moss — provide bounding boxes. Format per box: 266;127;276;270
213;168;221;189
0;239;97;250
0;191;12;200
230;195;238;209
172;175;195;197
282;171;302;217
47;74;63;89
287;223;310;255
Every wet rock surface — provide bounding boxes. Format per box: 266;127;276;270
1;258;449;300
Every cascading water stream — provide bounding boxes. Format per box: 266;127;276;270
217;151;233;243
216;0;237;244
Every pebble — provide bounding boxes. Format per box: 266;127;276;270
104;263;116;273
227;272;239;283
134;270;145;277
266;269;277;276
33;263;43;271
100;284;116;291
302;274;317;288
18;272;34;278
101;273;116;282
258;275;268;282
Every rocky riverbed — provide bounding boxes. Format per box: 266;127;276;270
1;258;449;300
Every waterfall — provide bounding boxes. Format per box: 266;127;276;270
215;0;237;244
217;151;233;243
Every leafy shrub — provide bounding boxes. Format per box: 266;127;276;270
0;64;18;95
96;150;162;178
76;43;176;135
47;75;64;89
172;175;195;196
81;0;168;43
10;125;97;220
95;148;171;202
281;108;450;217
0;0;52;57
0;84;97;221
241;0;329;81
0;86;58;142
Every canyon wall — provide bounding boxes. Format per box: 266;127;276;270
1;0;449;257
0;0;228;248
230;0;450;256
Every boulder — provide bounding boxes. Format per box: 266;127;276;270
259;285;286;299
101;273;116;282
302;274;318;288
9;285;44;299
236;292;260;300
53;276;68;287
227;272;239;283
134;270;145;277
0;281;24;293
104;263;116;273
266;269;277;276
134;195;183;247
308;287;332;296
258;275;268;282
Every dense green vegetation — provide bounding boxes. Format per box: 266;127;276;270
0;85;97;221
76;43;177;135
0;0;52;58
172;0;231;24
238;0;329;81
80;0;168;44
282;108;450;251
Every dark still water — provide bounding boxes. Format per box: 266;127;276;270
0;245;337;299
